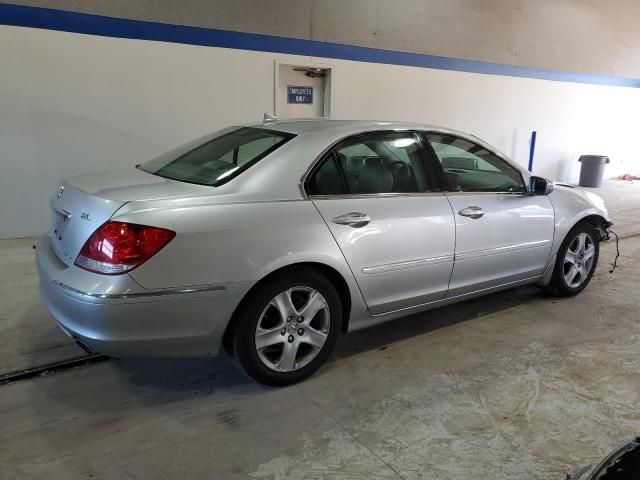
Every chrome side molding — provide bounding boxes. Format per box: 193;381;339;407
52;281;225;300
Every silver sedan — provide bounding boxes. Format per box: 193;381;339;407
36;119;612;385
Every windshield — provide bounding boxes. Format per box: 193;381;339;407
138;127;295;186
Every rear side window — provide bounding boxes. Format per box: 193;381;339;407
139;127;294;186
307;132;437;195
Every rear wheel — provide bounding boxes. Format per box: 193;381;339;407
232;268;342;386
547;221;599;296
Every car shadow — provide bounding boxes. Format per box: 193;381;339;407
329;284;544;362
113;284;545;397
109;241;625;396
112;356;260;396
21;283;548;416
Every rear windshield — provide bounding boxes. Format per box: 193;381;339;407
138;127;295;186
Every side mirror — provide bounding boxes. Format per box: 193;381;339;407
529;176;554;195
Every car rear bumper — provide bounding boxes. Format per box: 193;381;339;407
36;235;252;358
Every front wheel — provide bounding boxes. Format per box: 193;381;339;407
547;222;599;296
231;268;342;386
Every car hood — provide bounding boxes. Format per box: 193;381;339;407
63;167;208;202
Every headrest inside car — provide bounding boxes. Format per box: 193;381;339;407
363;156;384;168
358;164;393;194
442;156;478;170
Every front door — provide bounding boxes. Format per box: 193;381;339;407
424;132;555;296
307;131;456;314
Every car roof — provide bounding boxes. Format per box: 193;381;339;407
244;118;468;137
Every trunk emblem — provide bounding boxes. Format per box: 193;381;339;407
57;185;65;198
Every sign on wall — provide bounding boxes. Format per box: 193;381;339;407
287;85;313;104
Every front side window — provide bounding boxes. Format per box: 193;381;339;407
139;127;294;186
426;133;526;193
308;132;435;195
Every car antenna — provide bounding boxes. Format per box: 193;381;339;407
263;113;277;124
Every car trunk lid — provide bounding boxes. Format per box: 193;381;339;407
49;167;203;265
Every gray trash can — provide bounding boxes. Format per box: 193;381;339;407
578;155;610;187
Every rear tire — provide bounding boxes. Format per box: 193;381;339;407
232;268;342;386
547;221;599;297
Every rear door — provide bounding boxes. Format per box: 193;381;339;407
307;131;456;314
423;132;555;296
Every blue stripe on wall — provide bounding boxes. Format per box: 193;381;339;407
1;2;639;88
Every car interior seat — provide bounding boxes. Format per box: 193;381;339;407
388;163;411;192
357;164;393;193
314;157;343;195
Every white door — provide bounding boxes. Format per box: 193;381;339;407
277;65;326;118
424;132;555;296
307;131;456;314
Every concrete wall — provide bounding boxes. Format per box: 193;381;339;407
1;2;640;237
9;0;640;78
1;23;639;238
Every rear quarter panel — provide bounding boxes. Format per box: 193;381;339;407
117;200;367;311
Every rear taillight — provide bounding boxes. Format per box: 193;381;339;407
75;221;175;275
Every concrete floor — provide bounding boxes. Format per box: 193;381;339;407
1;180;640;479
0;239;82;372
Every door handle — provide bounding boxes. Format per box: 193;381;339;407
458;206;485;219
332;212;371;228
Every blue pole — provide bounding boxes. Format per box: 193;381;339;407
528;131;537;172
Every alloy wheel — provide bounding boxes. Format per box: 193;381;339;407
254;287;331;372
563;232;596;288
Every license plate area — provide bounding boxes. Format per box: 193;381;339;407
51;207;72;242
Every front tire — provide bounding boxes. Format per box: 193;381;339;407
232;268;342;386
547;221;599;297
